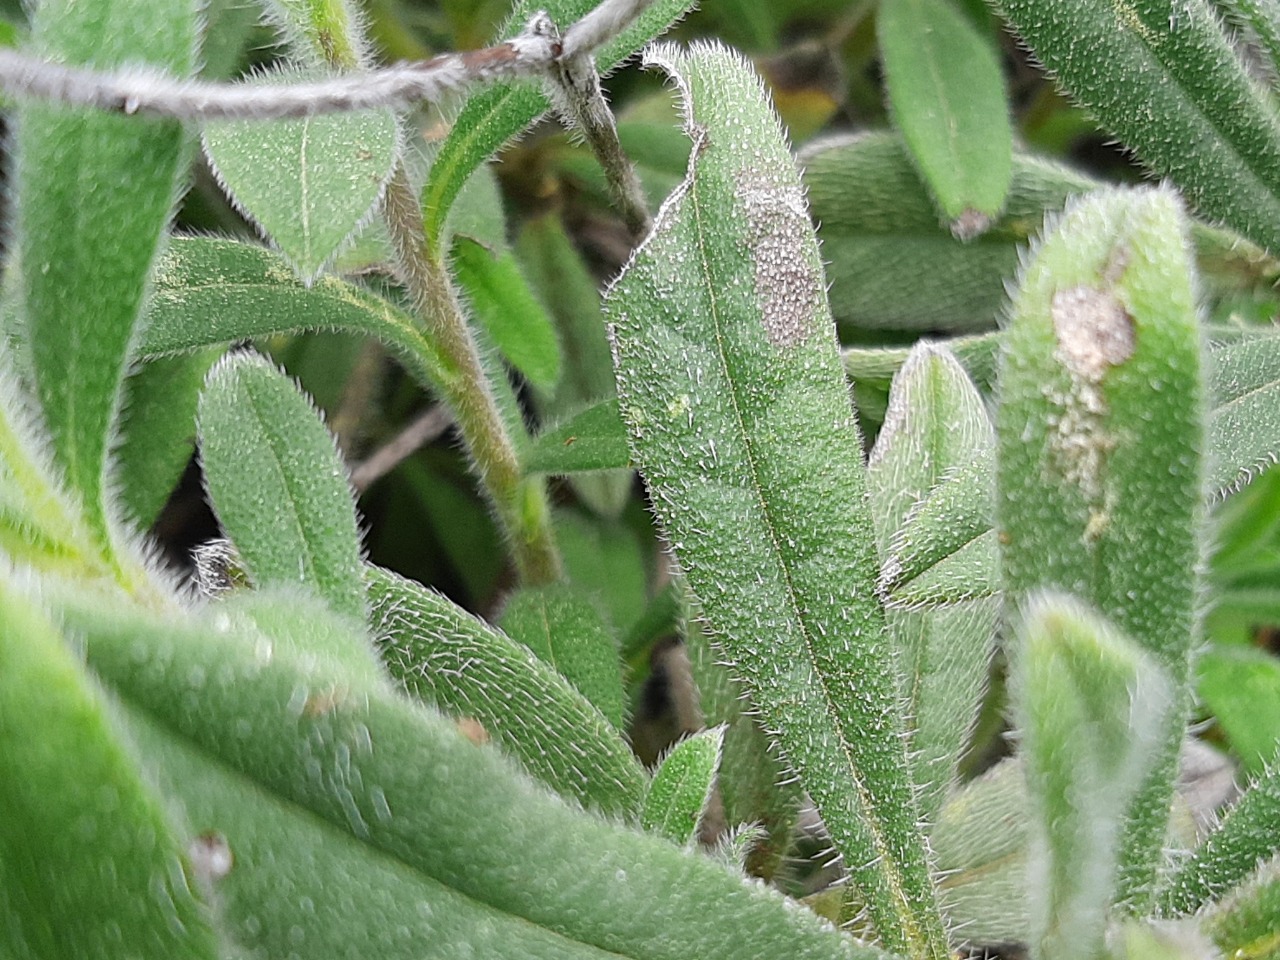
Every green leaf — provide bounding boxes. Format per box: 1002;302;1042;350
117;348;223;530
1197;648;1280;774
994;0;1280;255
866;345;998;824
15;0;196;547
1161;764;1280;916
930;758;1029;946
842;332;1001;390
556;508;651;637
259;0;365;67
996;186;1204;906
198;352;368;623
1208;335;1280;498
1203;855;1280;960
0;583;221;959
498;583;626;730
642;726;725;845
526;399;632;475
203;77;399;283
1012;594;1173;960
683;599;800;879
67;589;882;960
365;564;647;819
451;236;562;391
517;213;633;517
605;44;946;957
421;0;696;248
801;131;1095;331
142;237;450;393
878;0;1012;231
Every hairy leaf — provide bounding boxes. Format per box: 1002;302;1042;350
1013;595;1172;960
1208;334;1280;497
204;77;398;282
1160;761;1280;916
498;583;625;729
365;565;646;819
198;352;367;622
994;0;1280;254
1203;855;1280;960
15;0;196;546
878;0;1012;230
801;131;1094;331
66;591;882;960
0;584;221;960
997;187;1204;905
867;344;997;824
642;726;725;845
606;43;945;957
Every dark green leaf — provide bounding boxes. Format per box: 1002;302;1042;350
526;399;631;475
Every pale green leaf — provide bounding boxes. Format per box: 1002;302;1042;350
605;43;945;957
995;0;1280;255
1013;594;1173;960
141;237;450;392
16;0;196;545
63;590;882;960
198;351;367;623
867;344;997;824
1197;647;1280;774
204;77;399;283
642;726;725;845
0;583;222;960
878;0;1012;230
365;564;646;819
498;583;625;730
842;332;1001;390
997;187;1204;905
556;508;651;637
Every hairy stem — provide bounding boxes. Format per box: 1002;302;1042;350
381;168;562;585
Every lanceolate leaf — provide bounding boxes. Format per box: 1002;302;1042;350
365;565;646;819
878;0;1012;231
994;0;1280;255
1207;334;1280;497
1160;763;1280;916
142;238;450;390
66;592;882;960
15;0;196;547
642;726;725;846
198;352;367;623
606;43;946;957
867;345;997;824
0;584;221;960
997;187;1204;906
1013;595;1173;960
498;583;625;730
204;75;399;283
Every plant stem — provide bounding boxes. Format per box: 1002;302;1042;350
381;167;562;585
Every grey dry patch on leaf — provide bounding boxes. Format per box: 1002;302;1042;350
1045;285;1135;515
735;169;823;349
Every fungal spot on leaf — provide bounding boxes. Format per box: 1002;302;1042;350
735;169;822;349
303;685;346;717
1051;286;1135;382
189;831;233;883
457;716;490;745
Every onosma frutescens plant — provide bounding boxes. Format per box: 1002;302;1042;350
1;0;1279;958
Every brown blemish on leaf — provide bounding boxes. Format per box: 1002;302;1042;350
1051;287;1135;382
189;831;234;882
304;686;345;716
457;716;490;745
735;169;822;349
